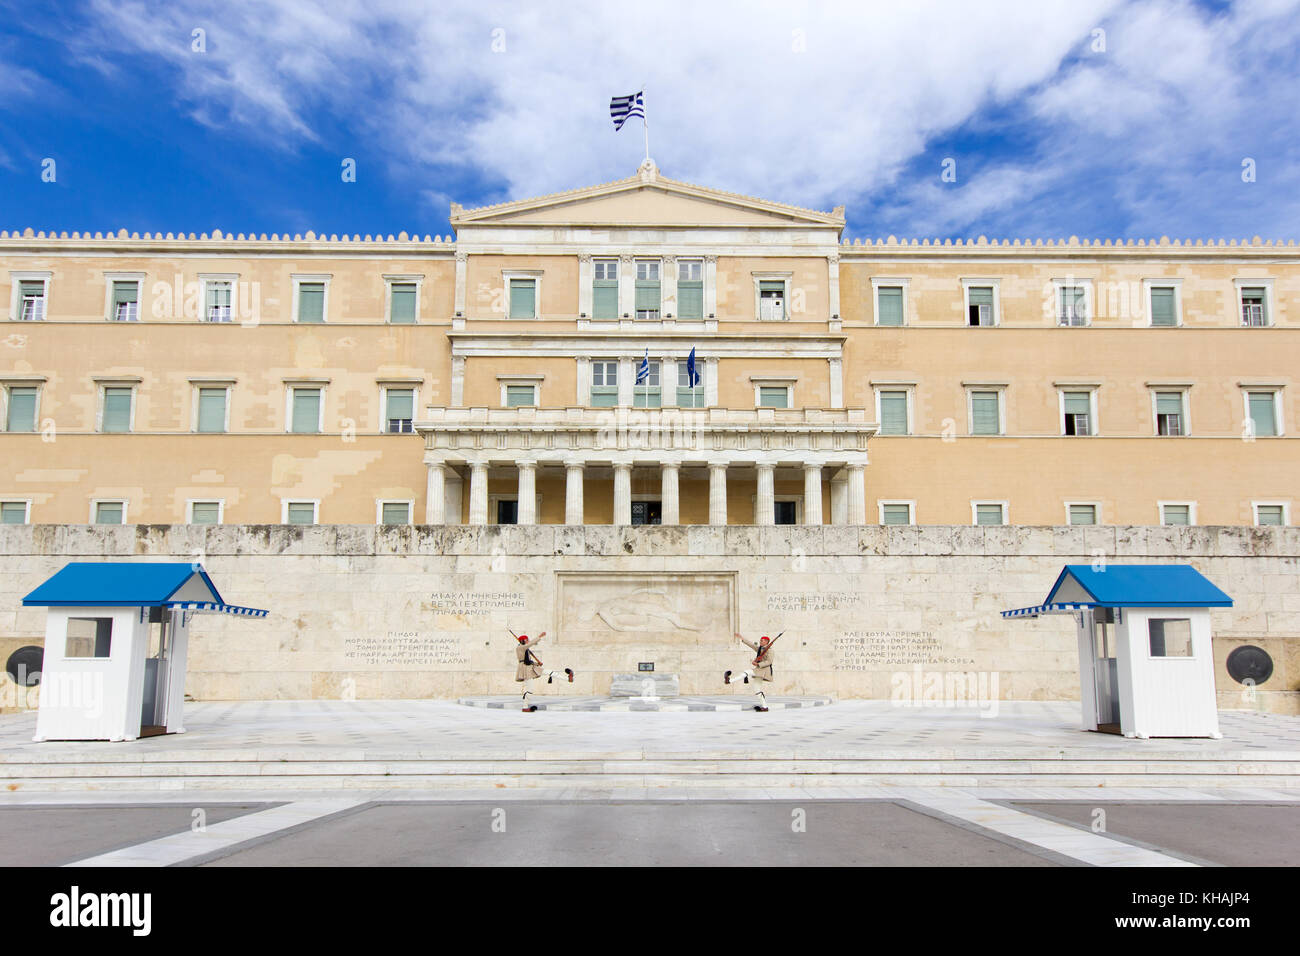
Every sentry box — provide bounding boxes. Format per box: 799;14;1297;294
1002;564;1231;739
22;562;266;742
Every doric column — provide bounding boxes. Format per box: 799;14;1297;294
754;462;775;525
425;461;446;524
661;462;680;525
847;464;867;525
564;459;585;525
613;460;633;526
517;460;537;525
803;463;823;526
468;461;489;526
708;462;728;526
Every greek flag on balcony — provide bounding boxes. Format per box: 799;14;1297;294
610;91;645;130
636;348;650;384
686;347;702;387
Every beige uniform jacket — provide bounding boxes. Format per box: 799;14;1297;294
515;636;544;681
741;636;780;681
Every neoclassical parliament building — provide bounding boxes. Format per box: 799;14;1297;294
1;159;1295;531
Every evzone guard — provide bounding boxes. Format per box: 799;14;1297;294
511;629;574;712
725;630;784;712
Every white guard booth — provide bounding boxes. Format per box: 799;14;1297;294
22;562;267;742
1002;564;1231;739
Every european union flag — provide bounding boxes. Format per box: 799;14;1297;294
686;346;701;386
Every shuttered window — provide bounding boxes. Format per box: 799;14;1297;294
385;389;414;433
509;279;536;319
759;280;786;321
758;387;789;409
1059;286;1087;325
380;502;411;525
635;261;660;320
592;259;618;319
1241;287;1268;326
967;286;994;326
881;504;912;525
1255;505;1284;526
970;391;1001;435
1068;504;1097;525
101;387;133;433
1;502;28;524
1248;392;1277;436
95;501;125;524
286;502;316;525
205;281;233;322
591;361;619;407
18;281;45;321
505;385;535;407
190;502;221;524
297;282;325;323
290;388;322;433
389;283;417;323
1063;391;1092;436
633;361;661;408
5;387;37;432
1161;504;1190;526
196;387;228;433
1155;392;1184;435
1149;287;1177;326
876;286;903;326
678;260;703;319
975;504;1004;526
111;281;139;321
878;391;909;435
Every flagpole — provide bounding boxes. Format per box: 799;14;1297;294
642;87;650;163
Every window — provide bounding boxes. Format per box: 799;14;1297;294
969;390;1002;436
1245;390;1280;437
593;259;619;319
774;500;798;525
1154;391;1186;436
678;260;703;319
379;501;412;525
109;280;139;322
591;360;619;407
1067;503;1098;525
65;617;113;659
388;281;418;324
4;386;37;432
294;278;327;323
1239;286;1269;327
1148;618;1192;658
189;501;222;524
285;501;317;525
94;500;126;524
633;360;661;407
1058;285;1089;326
877;390;910;435
758;386;789;409
880;502;913;525
973;502;1005;526
508;278;537;319
196;387;229;433
205;280;233;323
631;500;662;526
1160;503;1192;526
1;501;30;524
635;261;661;320
677;359;706;407
496;499;518;525
1062;390;1094;436
874;284;904;326
505;384;536;408
289;387;323;433
384;388;415;433
16;279;47;321
1149;286;1178;327
758;280;786;321
1254;503;1287;526
100;386;134;433
965;285;996;326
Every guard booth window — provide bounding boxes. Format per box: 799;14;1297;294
1148;618;1193;657
66;617;113;659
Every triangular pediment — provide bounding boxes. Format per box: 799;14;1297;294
451;164;844;230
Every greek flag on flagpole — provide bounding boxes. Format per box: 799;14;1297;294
636;348;650;383
610;91;645;130
686;346;702;387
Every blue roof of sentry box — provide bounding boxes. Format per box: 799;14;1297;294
1002;564;1232;618
22;562;224;607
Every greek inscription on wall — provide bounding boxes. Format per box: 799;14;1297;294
766;592;864;612
833;630;975;670
343;631;471;668
429;591;526;614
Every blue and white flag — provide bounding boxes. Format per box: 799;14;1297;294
636;348;650;384
686;346;702;387
610;91;645;131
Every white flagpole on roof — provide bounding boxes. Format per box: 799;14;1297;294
642;87;649;163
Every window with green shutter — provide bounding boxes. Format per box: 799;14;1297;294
878;391;909;435
290;388;322;433
1063;391;1092;436
758;280;786;321
882;503;912;525
1155;392;1184;435
1255;505;1285;526
111;281;139;321
101;387;133;433
592;260;618;319
190;502;221;524
206;281;233;322
380;502;410;525
196;388;227;433
18;281;46;321
286;502;316;525
1161;504;1190;526
1068;504;1097;525
509;278;536;319
970;391;1001;435
1241;287;1268;326
297;282;325;323
505;385;535;408
876;286;903;326
389;283;417;324
633;361;661;407
1149;287;1177;326
635;261;660;320
967;286;994;326
1;501;28;524
1059;286;1087;325
95;501;125;524
590;361;619;407
678;260;703;319
5;387;37;432
975;503;1004;526
385;388;414;433
758;387;789;409
1248;392;1277;436
676;360;706;407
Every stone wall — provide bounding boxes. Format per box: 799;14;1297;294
1;524;1297;713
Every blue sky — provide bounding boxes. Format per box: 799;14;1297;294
1;0;1298;241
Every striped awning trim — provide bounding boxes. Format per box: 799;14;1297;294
1001;602;1089;619
168;601;268;617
